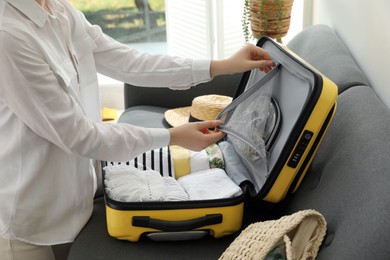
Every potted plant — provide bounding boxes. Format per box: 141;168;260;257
242;0;294;43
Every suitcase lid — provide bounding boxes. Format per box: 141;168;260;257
216;36;326;199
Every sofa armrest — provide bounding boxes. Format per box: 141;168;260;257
123;73;242;109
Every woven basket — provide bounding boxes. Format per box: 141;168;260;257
249;0;294;41
220;209;327;260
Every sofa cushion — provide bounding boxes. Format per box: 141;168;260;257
123;73;241;109
118;105;170;128
282;85;390;259
287;25;369;93
119;73;242;128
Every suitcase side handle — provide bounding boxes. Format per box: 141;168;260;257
132;214;223;232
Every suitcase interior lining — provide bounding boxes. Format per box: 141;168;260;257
218;52;317;194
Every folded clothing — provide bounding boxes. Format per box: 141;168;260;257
104;164;165;202
106;144;225;180
177;168;242;200
171;145;223;178
218;141;253;186
169;145;191;179
190;149;210;173
190;144;225;171
205;144;225;169
104;165;241;202
163;177;189;201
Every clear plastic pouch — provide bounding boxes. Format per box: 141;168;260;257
217;67;281;191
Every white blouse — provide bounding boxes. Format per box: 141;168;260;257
0;0;211;245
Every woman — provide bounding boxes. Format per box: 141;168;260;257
0;0;275;259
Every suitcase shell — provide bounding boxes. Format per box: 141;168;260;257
104;193;244;242
103;37;338;242
217;36;338;203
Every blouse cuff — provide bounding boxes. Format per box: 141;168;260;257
149;128;171;150
192;59;212;84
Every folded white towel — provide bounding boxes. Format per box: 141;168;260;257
104;165;165;202
163;177;189;201
177;168;242;200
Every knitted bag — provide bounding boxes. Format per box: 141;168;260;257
220;209;327;260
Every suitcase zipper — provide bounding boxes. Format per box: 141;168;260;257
217;65;280;142
219;65;280;117
216;67;281;191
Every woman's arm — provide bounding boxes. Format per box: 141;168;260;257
210;44;276;77
78;9;274;89
168;120;225;151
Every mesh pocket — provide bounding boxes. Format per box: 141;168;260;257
217;68;280;190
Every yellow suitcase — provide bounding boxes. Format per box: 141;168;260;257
102;36;338;242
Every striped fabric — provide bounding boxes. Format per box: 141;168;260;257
105;144;226;179
106;147;175;178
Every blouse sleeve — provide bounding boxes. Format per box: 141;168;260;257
78;11;212;89
0;31;169;162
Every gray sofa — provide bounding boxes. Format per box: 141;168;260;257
68;25;390;259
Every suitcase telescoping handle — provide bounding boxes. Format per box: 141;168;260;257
132;214;223;232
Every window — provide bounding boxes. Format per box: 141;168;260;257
69;0;167;51
70;0;307;86
69;0;167;86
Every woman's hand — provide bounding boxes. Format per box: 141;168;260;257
210;44;276;77
168;120;225;151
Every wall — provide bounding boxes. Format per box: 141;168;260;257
313;0;390;109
